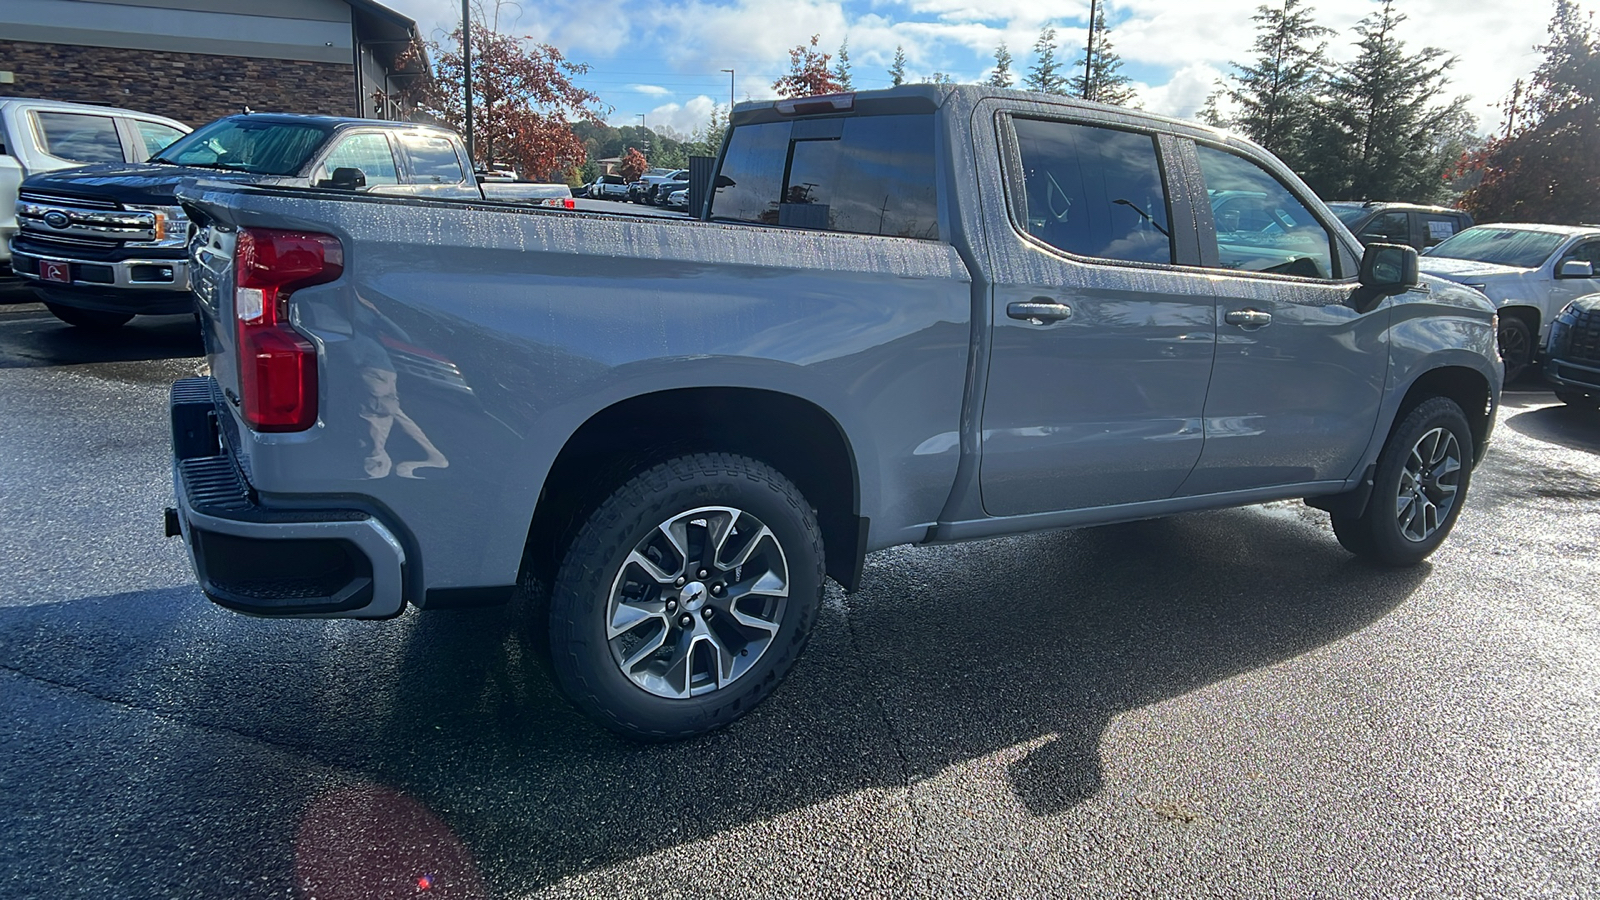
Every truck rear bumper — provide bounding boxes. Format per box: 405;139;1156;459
169;377;408;619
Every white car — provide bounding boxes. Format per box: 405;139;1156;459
1421;223;1600;379
0;98;189;270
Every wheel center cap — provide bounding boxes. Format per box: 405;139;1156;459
681;582;708;612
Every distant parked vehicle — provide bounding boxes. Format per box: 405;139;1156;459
664;187;689;210
1328;202;1474;252
1419;224;1600;380
644;169;688;205
654;172;690;207
590;174;629;200
0;97;189;274
1545;292;1600;408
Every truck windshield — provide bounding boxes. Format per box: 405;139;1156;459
1328;205;1368;226
150;118;332;176
1425;227;1565;268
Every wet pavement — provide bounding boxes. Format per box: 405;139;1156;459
1;299;1596;899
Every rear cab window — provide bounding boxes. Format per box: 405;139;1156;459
711;114;940;240
33;111;125;163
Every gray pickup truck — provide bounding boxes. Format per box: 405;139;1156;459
167;85;1501;739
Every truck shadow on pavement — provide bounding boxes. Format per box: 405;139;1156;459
0;506;1427;898
365;506;1426;894
0;303;202;368
1502;403;1600;455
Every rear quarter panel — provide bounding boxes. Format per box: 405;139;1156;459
180;186;972;592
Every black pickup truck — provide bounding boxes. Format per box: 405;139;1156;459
11;114;482;328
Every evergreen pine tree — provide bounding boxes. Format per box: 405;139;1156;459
1069;7;1138;106
988;42;1015;88
1460;0;1600;223
889;45;907;87
834;38;853;90
1214;0;1333;173
1301;0;1470;201
1026;26;1066;94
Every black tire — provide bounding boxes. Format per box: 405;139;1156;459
1554;387;1599;409
45;303;133;330
1497;315;1533;383
1331;397;1474;566
547;453;824;740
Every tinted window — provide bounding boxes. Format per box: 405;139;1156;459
35;112;124;163
317;133;399;185
1426;228;1566;268
160;118;331;175
711;115;940;240
1011;118;1172;264
399;133;464;184
1357;211;1409;244
136;121;186;158
1196;143;1335;279
1559;240;1600;267
1418;214;1463;248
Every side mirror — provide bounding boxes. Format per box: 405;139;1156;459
1360;242;1419;290
1353;242;1419;313
1557;259;1594;279
322;167;367;190
713;174;736;189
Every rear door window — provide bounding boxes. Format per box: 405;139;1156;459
398;133;465;184
711;115;940;239
34;111;125;163
1009;118;1173;264
1194;143;1337;280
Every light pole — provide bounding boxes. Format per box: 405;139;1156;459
462;0;474;166
721;68;734;111
1083;0;1098;102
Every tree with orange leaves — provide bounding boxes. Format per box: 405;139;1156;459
402;23;607;181
773;35;845;99
619;147;649;183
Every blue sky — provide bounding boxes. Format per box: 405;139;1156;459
385;0;1583;138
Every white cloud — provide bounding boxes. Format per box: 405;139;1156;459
639;95;721;134
631;84;672;96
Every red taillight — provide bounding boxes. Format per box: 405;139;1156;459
234;228;343;432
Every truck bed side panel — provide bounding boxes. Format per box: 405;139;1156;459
182;187;973;591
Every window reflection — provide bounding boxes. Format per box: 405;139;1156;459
1196;143;1335;279
1012;118;1173;265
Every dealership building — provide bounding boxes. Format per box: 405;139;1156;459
0;0;427;128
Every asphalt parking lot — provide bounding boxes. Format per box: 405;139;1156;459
2;297;1597;899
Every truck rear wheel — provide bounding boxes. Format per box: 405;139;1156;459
44;303;133;330
547;453;824;740
1331;397;1473;566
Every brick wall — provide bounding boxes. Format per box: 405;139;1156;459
0;40;355;128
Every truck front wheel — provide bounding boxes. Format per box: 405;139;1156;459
1331;397;1473;566
547;453;825;740
44;303;133;330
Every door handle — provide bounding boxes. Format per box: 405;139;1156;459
1225;308;1273;328
1007;299;1074;324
